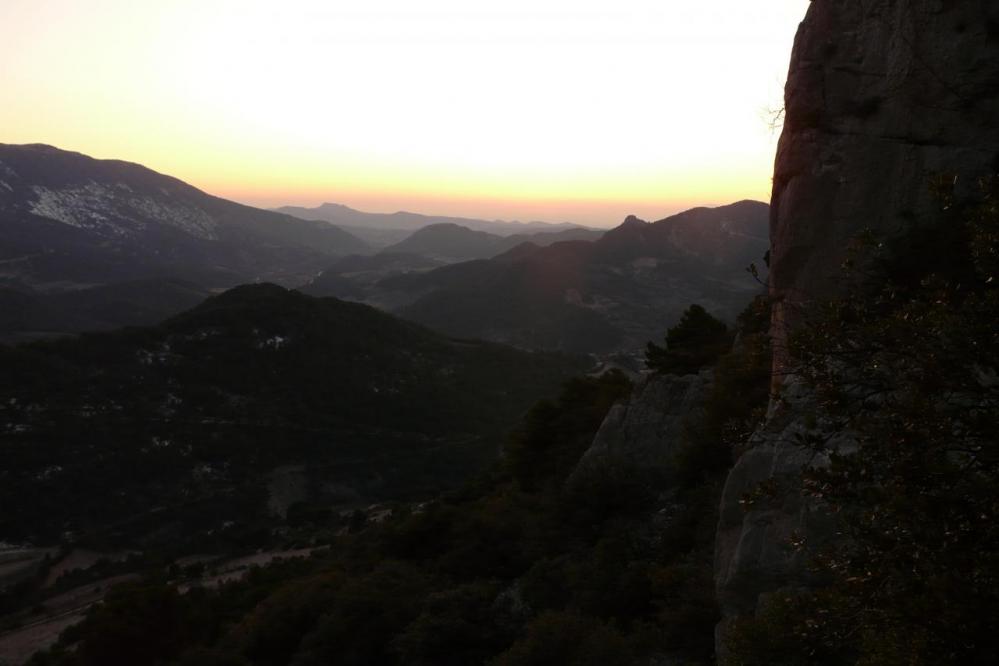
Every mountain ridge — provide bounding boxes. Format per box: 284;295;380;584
0;283;589;544
367;200;770;354
275;201;594;238
379;222;604;262
0;143;370;291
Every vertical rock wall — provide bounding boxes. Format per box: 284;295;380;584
716;0;999;655
770;0;999;369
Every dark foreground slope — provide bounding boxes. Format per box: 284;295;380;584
20;299;773;666
0;285;587;546
0;278;211;344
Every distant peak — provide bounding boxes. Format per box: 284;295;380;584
419;222;467;231
18;143;63;152
621;215;648;227
0;143;85;158
213;283;291;302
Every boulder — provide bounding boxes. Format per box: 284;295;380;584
571;370;712;483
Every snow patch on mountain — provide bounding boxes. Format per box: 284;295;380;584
0;162;17;196
29;183;218;240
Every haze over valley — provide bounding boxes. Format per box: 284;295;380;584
0;144;768;358
6;1;997;665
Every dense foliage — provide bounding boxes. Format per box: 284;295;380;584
672;297;771;488
646;304;733;375
28;301;773;665
727;179;999;664
0;285;586;547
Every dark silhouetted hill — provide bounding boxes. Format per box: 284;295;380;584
367;201;769;354
0;278;210;343
274;201;591;238
379;223;604;262
0;284;588;545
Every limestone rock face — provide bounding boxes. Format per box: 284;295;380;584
770;0;999;365
714;381;852;649
717;0;999;654
571;370;712;482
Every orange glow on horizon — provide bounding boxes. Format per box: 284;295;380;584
1;0;810;227
207;168;771;227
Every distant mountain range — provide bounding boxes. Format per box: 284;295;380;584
380;223;604;262
306;201;770;355
0;284;587;545
0;145;612;340
274;201;591;245
0;144;369;292
0;144;769;356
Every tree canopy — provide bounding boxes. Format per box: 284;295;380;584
646;304;732;375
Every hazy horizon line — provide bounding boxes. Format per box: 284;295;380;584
233;194;768;230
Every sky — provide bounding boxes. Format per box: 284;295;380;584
1;0;810;227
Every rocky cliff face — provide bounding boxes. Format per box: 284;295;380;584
717;0;999;654
571;370;712;483
769;0;999;368
714;380;852;648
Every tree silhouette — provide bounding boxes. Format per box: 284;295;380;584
646;304;732;375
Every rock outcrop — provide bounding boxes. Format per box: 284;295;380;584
571;370;712;483
769;0;999;371
714;380;854;650
717;0;999;655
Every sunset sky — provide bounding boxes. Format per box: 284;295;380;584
2;0;810;227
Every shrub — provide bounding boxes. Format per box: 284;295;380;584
646;304;732;375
